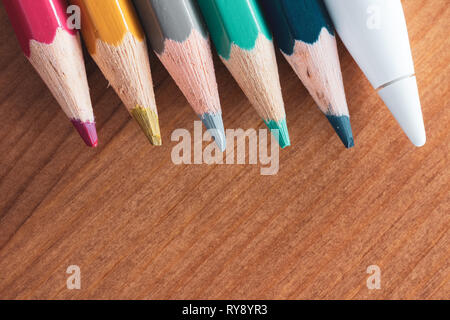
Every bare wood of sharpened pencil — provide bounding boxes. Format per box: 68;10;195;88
225;35;286;123
91;32;161;145
29;29;94;125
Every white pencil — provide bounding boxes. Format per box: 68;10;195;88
324;0;426;147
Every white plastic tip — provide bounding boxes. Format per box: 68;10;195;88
378;76;426;147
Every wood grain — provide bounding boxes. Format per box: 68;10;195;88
0;0;448;299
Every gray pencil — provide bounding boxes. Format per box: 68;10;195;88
133;0;226;151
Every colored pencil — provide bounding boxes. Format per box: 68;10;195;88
198;0;290;148
133;0;226;151
3;0;97;147
72;0;161;145
324;0;426;146
260;0;354;148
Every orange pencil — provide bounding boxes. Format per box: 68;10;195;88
72;0;161;145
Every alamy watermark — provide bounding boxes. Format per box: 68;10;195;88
66;265;81;290
367;5;382;30
366;265;381;290
67;4;382;31
171;121;280;175
66;5;81;30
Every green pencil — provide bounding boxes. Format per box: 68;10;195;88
198;0;290;148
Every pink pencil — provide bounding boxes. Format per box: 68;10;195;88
3;0;98;147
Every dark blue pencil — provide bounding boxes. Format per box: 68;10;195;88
259;0;354;148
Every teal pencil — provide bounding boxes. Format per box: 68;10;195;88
198;0;290;148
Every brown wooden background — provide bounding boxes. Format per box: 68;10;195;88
0;0;448;300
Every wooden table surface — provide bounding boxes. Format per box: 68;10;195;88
0;0;448;300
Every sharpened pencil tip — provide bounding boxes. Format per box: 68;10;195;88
147;133;162;146
201;113;227;152
326;115;355;148
71;120;98;147
264;118;291;149
131;106;162;146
